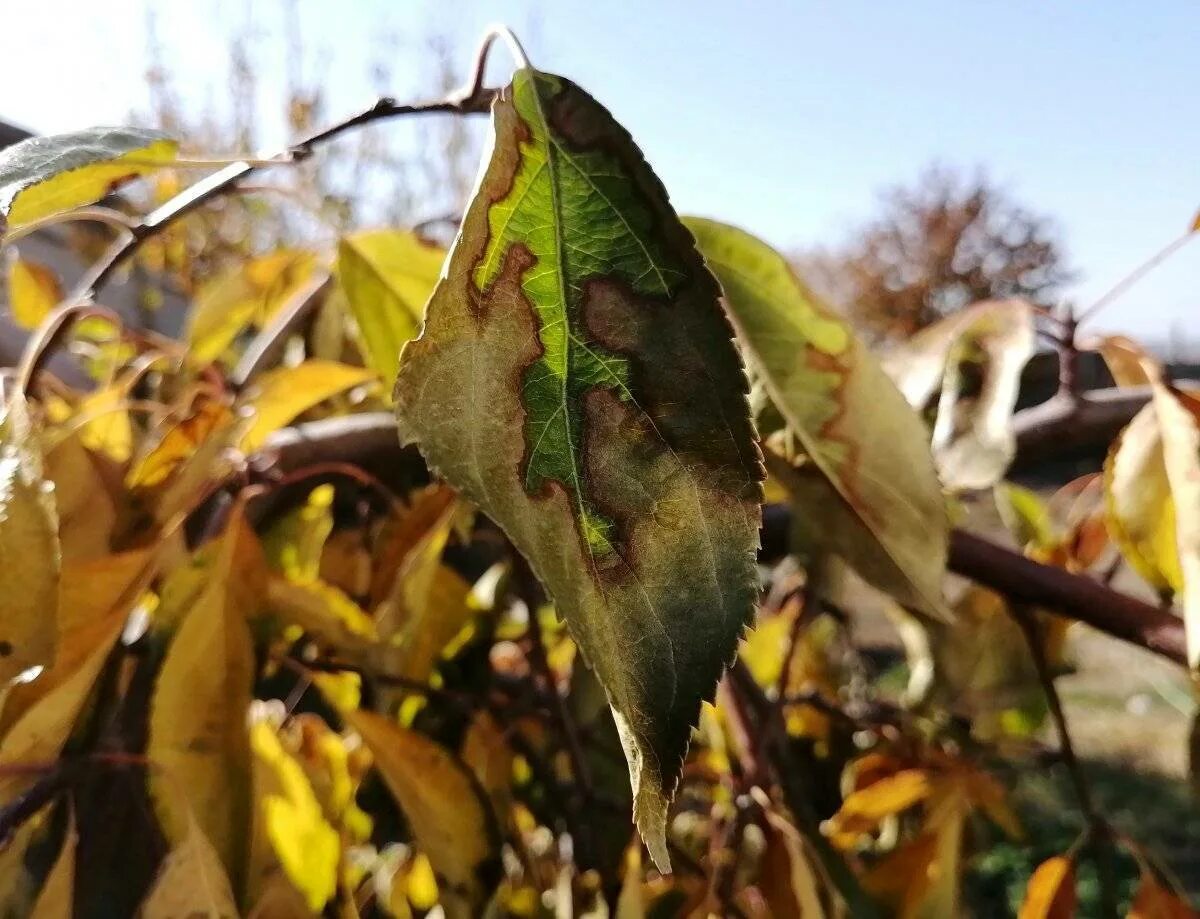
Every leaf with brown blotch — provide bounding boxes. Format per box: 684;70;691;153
1019;856;1077;919
391;69;763;869
0;395;60;686
685;218;950;618
884;299;1035;491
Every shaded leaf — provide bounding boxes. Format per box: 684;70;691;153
28;811;75;919
684;217;948;616
758;808;833;919
1128;872;1199;918
7;256;61;330
0;395;60;685
1018;855;1076;919
392;68;762;870
147;511;264;885
140;811;238;919
0;126;177;232
884;299;1035;490
265;575;378;653
239;360;376;451
345;709;498;904
44;430;116;563
995;482;1058;553
128;400;232;489
336;229;446;380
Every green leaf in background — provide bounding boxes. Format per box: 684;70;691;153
0;126;177;233
884;299;1035;492
336;229;447;380
392;69;763;869
684;218;948;617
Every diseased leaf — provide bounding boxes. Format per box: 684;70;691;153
7;256;61;330
884;299;1035;491
140;811;239;919
239;360;377;451
685;218;948;616
345;709;498;905
0;126;177;232
0;395;60;685
28;810;75;919
147;510;264;886
1018;855;1076;919
392;68;762;870
336;229;447;380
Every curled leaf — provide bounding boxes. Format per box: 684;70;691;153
392;68;762;868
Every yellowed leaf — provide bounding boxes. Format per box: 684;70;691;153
128;400;232;489
239;360;377;451
0;550;153;803
148;510;264;884
1128;871;1199;918
336;229;446;380
262;484;335;583
1092;335;1155;388
7;256;61;329
248;720;339;913
825;769;931;845
141;810;239;919
265;575;378;651
1018;855;1076;919
44;429;116;562
759;808;830;919
344;709;497;901
0;395;60;685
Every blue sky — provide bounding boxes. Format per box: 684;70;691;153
2;0;1196;344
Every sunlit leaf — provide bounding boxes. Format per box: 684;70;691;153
140;810;238;919
0;395;60;686
239;360;376;451
345;709;498;905
685;217;949;616
884;299;1035;491
7;256;61;330
392;68;762;870
995;482;1058;553
0;126;177;232
1018;855;1076;919
825;769;931;846
248;720;340;913
336;229;446;380
148;510;264;884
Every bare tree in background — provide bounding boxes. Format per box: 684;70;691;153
800;166;1073;340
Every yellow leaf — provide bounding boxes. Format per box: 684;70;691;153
1092;335;1156;388
128;400;232;488
1018;856;1076;919
44;430;116;563
239;361;377;451
29;810;75;919
74;384;133;462
266;575;378;651
249;720;340;913
336;229;446;380
995;482;1059;553
344;710;498;901
141;811;239;919
0;552;154;806
0;128;177;231
0;395;60;685
7;257;61;329
825;769;932;845
262;484;335;582
148;510;263;885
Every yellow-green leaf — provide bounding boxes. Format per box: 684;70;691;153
239;360;376;451
685;217;949;616
0;127;177;233
884;299;1035;491
392;69;763;871
336;229;446;381
995;482;1058;553
141;811;239;919
0;395;60;685
345;710;498;904
7;256;61;329
248;720;339;913
147;511;263;886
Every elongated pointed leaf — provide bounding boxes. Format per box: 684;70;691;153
0;127;177;233
684;218;948;615
392;69;763;869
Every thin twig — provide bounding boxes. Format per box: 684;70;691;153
1077;230;1197;325
1010;604;1119;919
